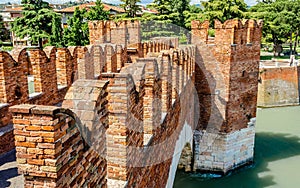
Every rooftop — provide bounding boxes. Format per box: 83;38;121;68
57;2;125;13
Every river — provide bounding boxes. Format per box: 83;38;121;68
174;106;300;188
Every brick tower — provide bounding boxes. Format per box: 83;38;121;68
192;19;263;173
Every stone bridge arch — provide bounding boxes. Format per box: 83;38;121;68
165;123;194;188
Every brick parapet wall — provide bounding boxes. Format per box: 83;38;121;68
0;47;73;154
127;77;197;187
6;18;263;187
110;47;195;187
62;79;109;152
98;73;144;186
0;43;128;155
77;45;194;187
10;82;108;187
159;54;172;114
56;48;74;87
88;20;179;63
89;20;141;48
88;21;107;45
8;28;196;187
172;50;180;99
28;48;59;98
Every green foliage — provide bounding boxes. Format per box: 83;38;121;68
250;0;300;55
0;15;10;43
141;15;178;41
1;46;13;52
171;0;190;28
141;0;191;42
63;7;89;46
179;32;188;44
183;4;203;29
201;0;247;23
11;0;63;48
141;0;174;40
150;0;172;15
86;0;109;20
120;0;141;18
49;13;63;47
208;28;215;37
64;0;109;46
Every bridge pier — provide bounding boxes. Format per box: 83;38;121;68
193;119;255;174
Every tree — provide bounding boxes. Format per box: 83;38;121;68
141;0;175;41
201;0;247;23
141;0;191;43
120;0;141;18
11;0;63;48
63;7;89;46
171;0;190;28
86;0;109;20
183;4;203;29
250;0;300;56
151;0;172;15
48;13;64;47
0;15;10;44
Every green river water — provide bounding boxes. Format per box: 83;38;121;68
174;106;300;188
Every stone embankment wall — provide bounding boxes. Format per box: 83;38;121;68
191;19;262;173
258;61;300;107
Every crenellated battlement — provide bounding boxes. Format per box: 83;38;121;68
4;18;262;188
0;32;191;154
6;41;195;188
89;20;141;46
192;19;263;46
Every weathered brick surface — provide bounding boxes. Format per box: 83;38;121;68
11;103;108;187
192;19;262;133
6;19;261;188
62;79;109;156
258;65;300;107
191;19;262;174
127;76;196;187
56;48;75;87
97;45;195;187
159;54;172;113
89;20;140;48
0;43;127;155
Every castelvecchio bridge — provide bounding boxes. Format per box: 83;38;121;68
0;19;262;187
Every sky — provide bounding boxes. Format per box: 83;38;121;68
0;0;258;6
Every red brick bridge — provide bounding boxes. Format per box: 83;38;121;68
0;19;262;187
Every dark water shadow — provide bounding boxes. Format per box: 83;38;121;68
174;132;300;188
